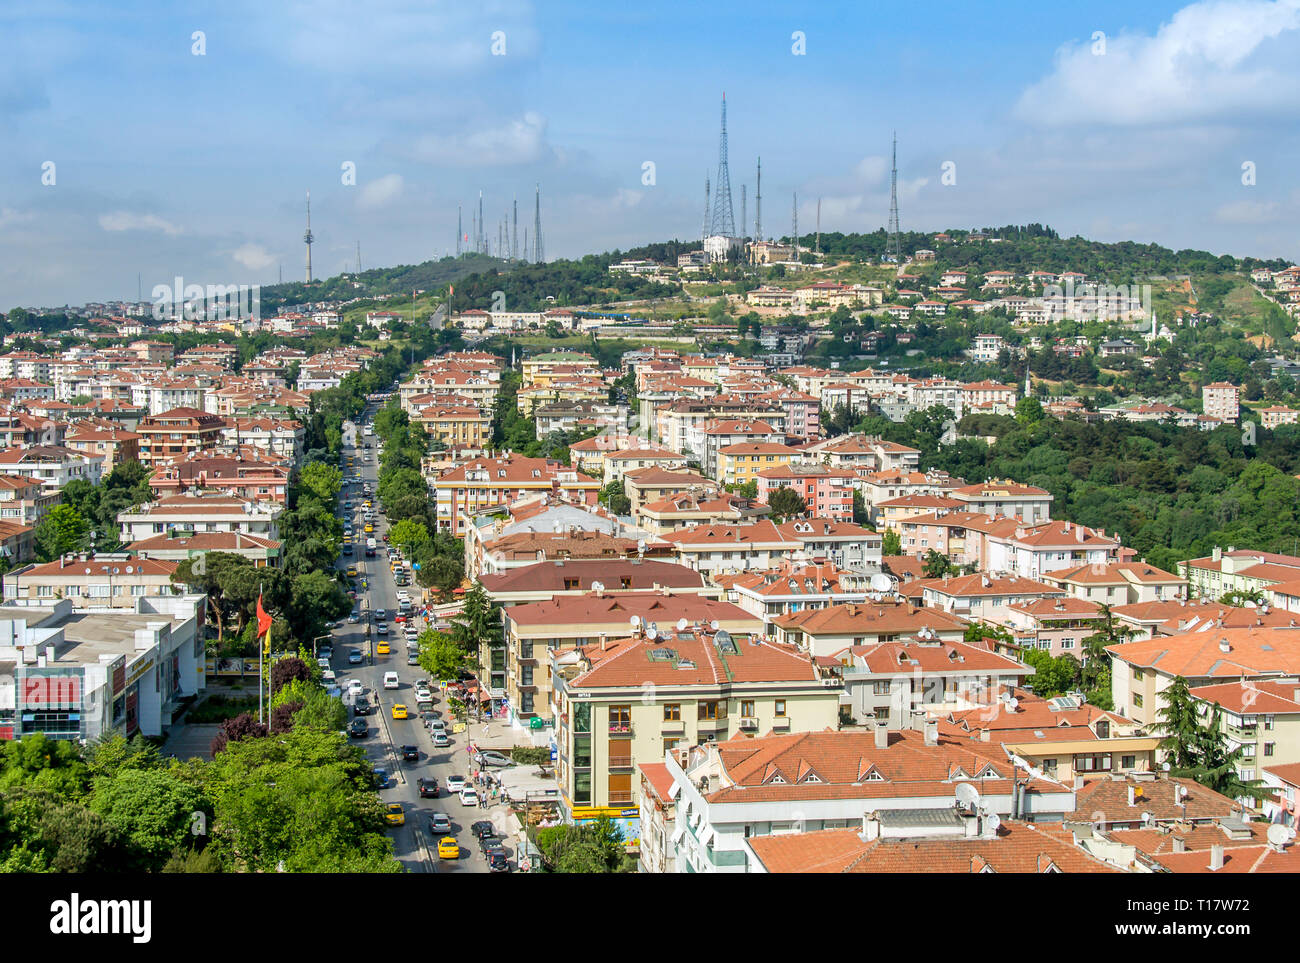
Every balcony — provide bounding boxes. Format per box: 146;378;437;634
738;717;759;731
770;716;791;730
608;791;635;806
608;754;634;770
697;716;728;733
661;718;685;734
608;722;633;737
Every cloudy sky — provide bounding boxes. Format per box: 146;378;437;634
3;0;1300;307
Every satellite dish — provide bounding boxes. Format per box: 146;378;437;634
1268;824;1296;848
709;620;720;632
591;581;605;593
84;568;91;575
646;628;659;642
983;811;1001;834
629;615;641;628
955;783;980;810
1162;761;1172;772
870;573;894;592
125;566;133;574
676;617;689;632
1007;697;1019;711
1141;811;1153;826
648;622;658;637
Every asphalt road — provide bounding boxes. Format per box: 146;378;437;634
325;410;502;875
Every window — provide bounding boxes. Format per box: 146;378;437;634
774;700;787;717
740;700;755;717
1265;742;1276;757
1266;716;1276;731
1061;637;1075;650
1133;667;1144;681
1042;758;1057;776
664;703;681;722
609;705;632;733
1095;720;1109;739
698;700;723;720
521;692;534;713
521;665;533;686
1121;754;1136;769
1133;694;1143;709
573;735;592;768
872;680;891;696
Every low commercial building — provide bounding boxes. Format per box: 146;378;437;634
3;555;183;608
0;594;207;741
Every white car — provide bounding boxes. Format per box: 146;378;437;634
445;774;465;794
459;787;479;806
383;672;399;689
428;717;446;732
346;679;364;693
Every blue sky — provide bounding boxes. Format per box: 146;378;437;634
3;0;1300;307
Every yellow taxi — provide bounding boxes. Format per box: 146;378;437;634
384;803;405;826
364;524;374;534
346;567;357;577
377;641;391;656
437;836;459;859
391;703;407;719
363;500;372;509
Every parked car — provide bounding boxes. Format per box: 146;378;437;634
407;653;420;665
432;732;450;748
459;787;479;806
318;644;333;659
372;766;388;788
352;697;371;716
474;751;514;769
445;775;466;794
478;835;501;854
428;718;447;733
348;649;363;664
487;849;510;873
348;718;368;738
470;820;496;839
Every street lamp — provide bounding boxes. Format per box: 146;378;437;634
311;634;331;657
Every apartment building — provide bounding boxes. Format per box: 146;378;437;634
501;590;761;720
430;456;601;536
550;627;837;818
623;468;719;514
662;522;798;575
950;480;1053;524
63;424;141;470
772;599;970;658
914;573;1066;625
1202;382;1240;423
1005;597;1105;657
3;555;182;608
755;464;855;521
776;520;883;570
136;407;226;467
715;562;871;628
1189;680;1300;788
0;445;105;493
479;558;712;608
118;494;282;542
716;442;800;488
635;491;769;536
1039;562;1187;606
1179;546;1300;600
0;474;57;526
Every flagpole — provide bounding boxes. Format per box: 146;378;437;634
258;582;265;725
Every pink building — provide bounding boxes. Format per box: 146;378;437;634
756;464;855;522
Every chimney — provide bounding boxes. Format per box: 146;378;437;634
1219;638;1230;653
1212;546;1222;562
600;633;608;651
1208;844;1225;871
924;719;938;746
860;813;880;842
1127;785;1135;807
1172;836;1186;853
874;721;889;749
979;727;990;742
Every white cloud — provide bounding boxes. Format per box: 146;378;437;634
1214;198;1282;223
358;173;404;210
1016;0;1300;126
854;156;888;184
0;207;34;230
408;111;551;166
231;243;277;271
98;211;181;235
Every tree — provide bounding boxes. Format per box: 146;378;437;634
852;489;870;526
1080;604;1130;707
1020;648;1079;698
209;713;269;755
921;548;957;578
417;629;468;682
448;583;502;657
1153;676;1201;770
298;462;342;504
292;689;348;732
89;768;208;870
33;504;90;562
388;519;430;556
881;530;902;556
1015;397;1044;425
766;486;807;522
270;656;312;695
416;553;464;600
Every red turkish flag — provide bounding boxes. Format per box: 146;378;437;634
256;593;272;638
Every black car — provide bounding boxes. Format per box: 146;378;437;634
478;835;502;854
487;849;510;873
470;820;496;839
417;777;439;798
401;744;420;762
353;697;371;716
348;718;368;738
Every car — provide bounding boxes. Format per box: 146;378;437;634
401;744;419;761
390;703;408;720
407;653;420;666
348;649;363;664
348;613;361;624
417;777;439;798
348;719;368;737
445;775;466;794
478;835;501;854
374;609;387;620
318;644;333;659
470;820;496;839
437;836;460;860
345;678;364;693
428;812;452;834
432;732;450;748
316;657;331;671
394;614;405;624
352;697;371;716
383;672;399;689
384;803;405;826
459;787;479;806
428;717;447;732
377;625;389;637
487;849;510;872
376;641;390;655
414;688;432;703
346;567;357;577
474;751;514;769
372;767;388;788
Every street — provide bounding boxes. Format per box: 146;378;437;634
325;407;507;875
